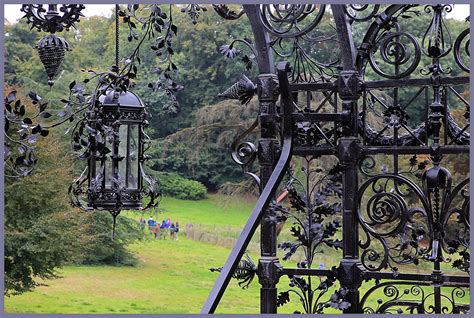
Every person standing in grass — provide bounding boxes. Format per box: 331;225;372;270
170;222;176;240
160;220;167;240
139;217;146;231
147;216;156;235
175;221;179;240
154;222;160;239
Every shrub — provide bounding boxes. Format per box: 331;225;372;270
152;171;207;200
75;212;144;266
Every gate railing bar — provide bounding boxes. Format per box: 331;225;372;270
363;145;469;155
288;76;469;92
293;113;349;122
279;268;470;285
201;62;294;314
364;271;470;284
293;145;469;157
281;268;333;277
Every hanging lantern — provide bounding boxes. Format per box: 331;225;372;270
86;90;159;211
69;89;160;238
35;34;70;87
68;5;160;238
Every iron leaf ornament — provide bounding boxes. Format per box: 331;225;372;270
180;4;207;25
209;253;257;289
4;91;50;177
212;4;245;21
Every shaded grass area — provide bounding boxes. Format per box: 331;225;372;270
5;194;469;313
5;237;260;314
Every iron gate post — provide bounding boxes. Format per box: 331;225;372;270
332;6;364;312
337;72;363;312
337;73;363;312
337;136;363;313
256;73;281;313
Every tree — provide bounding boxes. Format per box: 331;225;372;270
150;99;259;190
4;101;81;295
4;87;145;295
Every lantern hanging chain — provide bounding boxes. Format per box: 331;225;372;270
110;4;120;241
115;4;119;69
112;213;117;240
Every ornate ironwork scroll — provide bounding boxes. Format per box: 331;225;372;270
205;3;470;314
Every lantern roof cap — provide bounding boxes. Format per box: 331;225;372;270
100;90;145;108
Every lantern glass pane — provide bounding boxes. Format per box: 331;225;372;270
105;137;113;188
128;124;139;189
118;125;128;187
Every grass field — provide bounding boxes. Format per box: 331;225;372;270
5;236;264;314
4;194;470;314
129;194;257;226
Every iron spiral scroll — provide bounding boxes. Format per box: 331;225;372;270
355;5;470;148
360;282;469;314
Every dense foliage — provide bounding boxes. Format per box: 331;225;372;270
4;89;145;295
76;213;144;266
4;119;80;295
150;100;259;190
151;171;207;200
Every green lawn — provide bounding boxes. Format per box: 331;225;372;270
5;237;264;314
127;194;257;227
4;194;469;314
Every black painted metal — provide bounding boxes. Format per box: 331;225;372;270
201;62;294;314
68;7;160;234
21;4;85;86
206;4;470;314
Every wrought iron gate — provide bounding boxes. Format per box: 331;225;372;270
202;4;470;314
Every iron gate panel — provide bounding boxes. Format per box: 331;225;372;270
203;4;470;314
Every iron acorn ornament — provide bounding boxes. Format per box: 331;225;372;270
35;34;70;87
218;74;256;105
21;4;85;87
